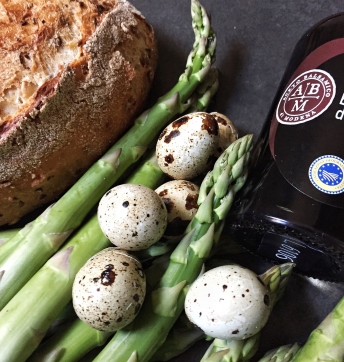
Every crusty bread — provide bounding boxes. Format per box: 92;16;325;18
0;0;157;226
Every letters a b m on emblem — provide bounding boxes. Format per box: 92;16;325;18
276;69;336;125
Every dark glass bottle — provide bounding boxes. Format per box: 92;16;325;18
226;13;344;281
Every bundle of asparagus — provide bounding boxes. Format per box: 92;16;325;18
0;150;166;362
92;135;253;360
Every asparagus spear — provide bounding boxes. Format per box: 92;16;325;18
0;150;165;362
260;263;295;306
290;296;344;362
0;0;216;310
0;228;19;247
258;343;301;362
92;133;253;362
151;313;207;361
201;335;260;362
0;226;28;264
201;263;295;362
30;319;113;362
43;302;78;340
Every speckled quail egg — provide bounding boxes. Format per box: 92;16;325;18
184;264;271;340
72;248;146;332
98;184;168;251
155;180;199;239
210;112;238;156
156;112;219;180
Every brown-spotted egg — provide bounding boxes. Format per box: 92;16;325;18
156;112;219;180
98;184;168;251
184;265;271;340
210;112;238;156
155;180;199;239
72;248;146;332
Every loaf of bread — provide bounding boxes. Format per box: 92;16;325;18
0;0;157;226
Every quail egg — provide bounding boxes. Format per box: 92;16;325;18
98;184;168;251
155;180;199;239
210;112;238;156
184;264;271;340
72;248;146;332
156;112;219;180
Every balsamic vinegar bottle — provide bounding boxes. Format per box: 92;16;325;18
226;13;344;281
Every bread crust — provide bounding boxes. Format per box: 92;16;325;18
0;0;157;225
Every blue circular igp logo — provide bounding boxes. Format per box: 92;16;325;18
309;155;344;194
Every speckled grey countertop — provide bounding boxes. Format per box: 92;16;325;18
127;1;344;361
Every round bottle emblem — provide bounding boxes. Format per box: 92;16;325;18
309;155;344;194
276;69;336;125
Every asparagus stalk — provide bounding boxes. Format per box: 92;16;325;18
201;263;295;362
260;263;295;306
0;0;216;310
43;302;77;340
92;133;253;362
0;150;166;362
0;228;20;246
188;66;219;112
258;343;301;362
30;319;113;362
290;296;344;362
151;313;207;361
0;228;20;263
201;334;260;362
0;226;28;264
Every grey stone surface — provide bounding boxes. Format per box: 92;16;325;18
128;1;344;361
131;0;343;138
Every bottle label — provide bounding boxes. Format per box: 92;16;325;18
309;155;344;194
275;69;336;125
269;38;344;208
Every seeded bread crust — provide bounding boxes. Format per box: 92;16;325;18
0;0;157;225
